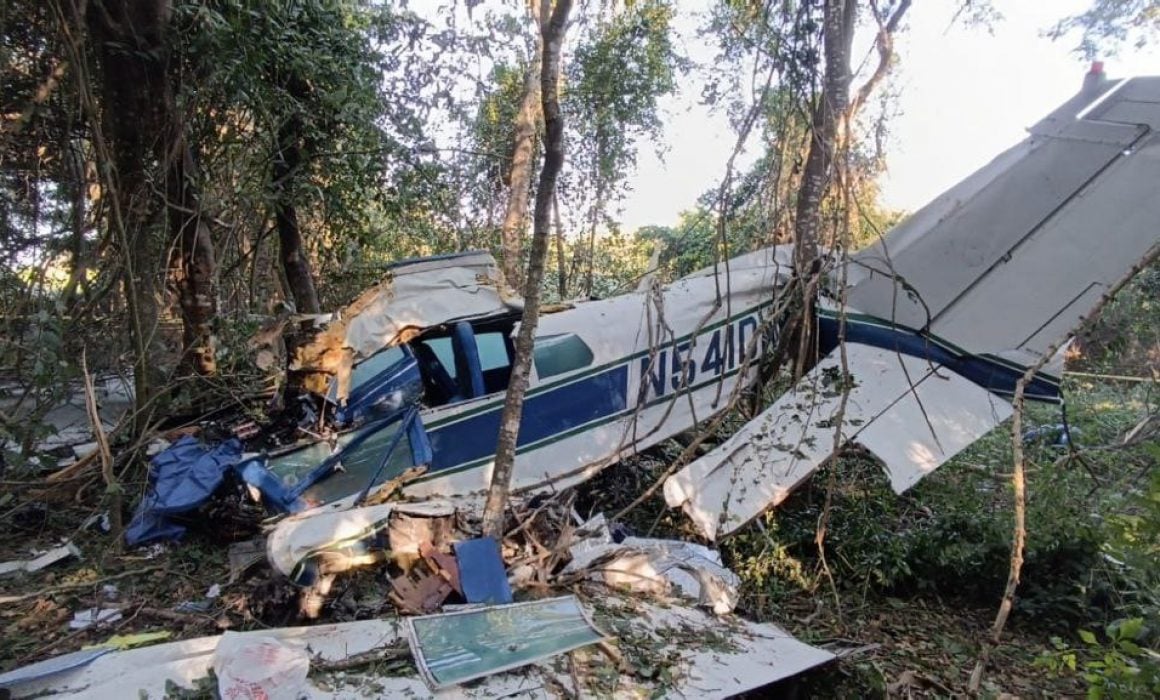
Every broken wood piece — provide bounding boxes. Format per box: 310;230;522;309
387;558;453;615
364;465;428;505
418;542;462;594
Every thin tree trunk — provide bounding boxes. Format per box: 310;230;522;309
272;98;321;314
968;243;1160;692
498;51;541;291
584;190;599;297
791;0;856;378
61;137;88;310
553;190;566;298
168;143;218;376
481;0;573;539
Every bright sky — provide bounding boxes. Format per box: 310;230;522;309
618;0;1160;230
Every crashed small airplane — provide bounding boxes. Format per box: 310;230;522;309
158;67;1158;554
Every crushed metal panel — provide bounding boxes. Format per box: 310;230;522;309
4;594;831;698
565;536;741;614
665;343;1012;540
291;251;521;400
3;619;411;699
266;500;455;582
627;601;835;697
0;648;112;689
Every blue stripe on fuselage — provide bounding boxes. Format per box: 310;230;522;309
817;314;1061;402
427;364;630;472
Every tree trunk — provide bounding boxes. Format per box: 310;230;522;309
167;143;218;376
498;51;541;291
790;0;856;377
584;182;601;298
272;97;321;314
794;0;856;268
86;0;174;429
553;190;567;298
61;137;88;310
481;0;573;539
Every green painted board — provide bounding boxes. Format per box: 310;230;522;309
406;595;607;688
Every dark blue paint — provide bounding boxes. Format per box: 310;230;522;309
453;537;513;604
337;348;423;427
451;321;486;399
428;364;630;472
817;315;1061;402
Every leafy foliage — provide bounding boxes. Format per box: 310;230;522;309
1051;0;1160;57
723;379;1158;625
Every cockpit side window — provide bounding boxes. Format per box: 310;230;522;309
476;331;513;393
410;322;516;406
533;334;594;379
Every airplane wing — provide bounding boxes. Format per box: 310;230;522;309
846;73;1160;373
664;342;1013;541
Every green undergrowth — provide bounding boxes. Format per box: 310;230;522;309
730;379;1152;619
723;377;1157;696
583;373;1157;697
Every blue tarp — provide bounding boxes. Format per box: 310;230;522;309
125;436;243;547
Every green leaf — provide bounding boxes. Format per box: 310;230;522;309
1079;629;1098;645
1114;618;1144;641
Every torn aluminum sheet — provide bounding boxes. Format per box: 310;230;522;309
289;250;521;399
665;341;1013;540
407;595;605;689
265;500;455;584
1;618;411;699
0;648;112;689
601;597;836;697
0;541;81;577
236;404;430;514
565;536;741;615
4;595;833;699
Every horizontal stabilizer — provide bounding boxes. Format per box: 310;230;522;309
664;343;1013;540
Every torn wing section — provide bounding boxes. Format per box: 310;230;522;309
663;343;1013;540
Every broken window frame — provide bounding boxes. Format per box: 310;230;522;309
331;345;423;427
238;404;433;512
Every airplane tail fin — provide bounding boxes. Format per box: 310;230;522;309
846;74;1160;372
